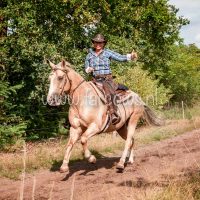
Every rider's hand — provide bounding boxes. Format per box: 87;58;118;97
85;67;94;73
131;50;138;61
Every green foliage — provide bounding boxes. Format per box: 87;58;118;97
0;120;26;150
0;0;70;145
115;64;172;109
97;0;189;74
164;44;200;103
0;72;27;149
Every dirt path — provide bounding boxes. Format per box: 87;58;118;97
0;129;200;200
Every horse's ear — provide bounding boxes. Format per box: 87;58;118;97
61;60;66;68
47;60;56;70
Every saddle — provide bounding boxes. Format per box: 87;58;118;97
89;81;132;105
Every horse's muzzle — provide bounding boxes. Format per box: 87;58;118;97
47;94;62;106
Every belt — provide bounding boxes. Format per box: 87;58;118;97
94;74;112;80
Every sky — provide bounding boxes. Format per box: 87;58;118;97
169;0;200;48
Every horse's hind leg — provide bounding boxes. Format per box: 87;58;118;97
117;107;143;170
60;126;82;173
117;124;127;140
128;138;135;164
117;124;135;164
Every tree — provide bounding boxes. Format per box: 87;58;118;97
95;0;189;74
165;44;200;103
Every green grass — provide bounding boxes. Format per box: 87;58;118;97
138;129;177;144
163;103;200;120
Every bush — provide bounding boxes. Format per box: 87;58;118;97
115;64;172;109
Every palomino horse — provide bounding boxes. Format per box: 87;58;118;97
47;60;162;173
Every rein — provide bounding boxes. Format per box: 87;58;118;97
70;79;85;99
53;67;85;100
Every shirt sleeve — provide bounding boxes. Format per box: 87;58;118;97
107;49;129;62
84;54;90;69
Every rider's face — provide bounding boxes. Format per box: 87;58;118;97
93;42;105;51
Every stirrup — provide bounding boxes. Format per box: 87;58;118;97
111;113;120;125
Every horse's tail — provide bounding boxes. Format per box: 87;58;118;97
143;105;164;126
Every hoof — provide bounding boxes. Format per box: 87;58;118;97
60;164;69;173
127;160;134;165
116;162;124;170
88;155;96;164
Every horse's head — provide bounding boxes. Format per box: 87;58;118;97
47;60;71;106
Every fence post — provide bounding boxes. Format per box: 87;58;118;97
182;101;185;119
19;141;26;200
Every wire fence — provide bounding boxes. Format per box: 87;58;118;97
2;111;69;133
2;110;68;118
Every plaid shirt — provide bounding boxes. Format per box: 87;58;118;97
85;48;130;76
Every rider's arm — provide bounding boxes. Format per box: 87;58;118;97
106;49;132;62
84;54;94;73
106;49;137;62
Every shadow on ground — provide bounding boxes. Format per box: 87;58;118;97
50;150;122;180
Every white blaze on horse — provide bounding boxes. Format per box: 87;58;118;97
47;60;163;173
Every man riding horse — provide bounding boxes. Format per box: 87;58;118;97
85;34;138;125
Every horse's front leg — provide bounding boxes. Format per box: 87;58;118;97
81;123;101;163
60;126;82;173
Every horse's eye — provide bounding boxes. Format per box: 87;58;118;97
58;76;64;80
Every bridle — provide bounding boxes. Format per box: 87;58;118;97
52;67;85;100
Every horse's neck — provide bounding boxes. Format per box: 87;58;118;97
67;67;84;92
67;68;97;103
